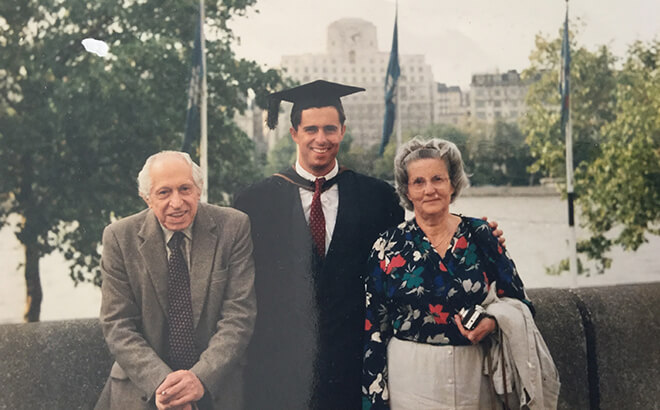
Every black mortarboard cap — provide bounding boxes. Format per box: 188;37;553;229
266;80;365;129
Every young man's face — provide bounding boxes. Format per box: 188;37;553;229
290;106;345;177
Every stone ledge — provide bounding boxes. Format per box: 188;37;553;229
0;283;658;409
0;318;112;410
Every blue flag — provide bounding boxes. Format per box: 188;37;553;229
182;14;204;153
379;11;400;156
559;7;570;137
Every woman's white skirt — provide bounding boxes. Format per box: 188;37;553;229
387;337;493;410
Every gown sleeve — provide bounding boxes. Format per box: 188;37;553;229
362;233;395;410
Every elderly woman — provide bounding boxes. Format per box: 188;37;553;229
362;138;538;409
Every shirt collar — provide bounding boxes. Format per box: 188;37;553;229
295;160;339;182
159;222;194;244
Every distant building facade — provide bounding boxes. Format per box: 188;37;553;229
434;83;469;127
279;18;435;147
241;19;533;151
468;70;529;124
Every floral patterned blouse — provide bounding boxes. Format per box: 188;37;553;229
362;216;533;409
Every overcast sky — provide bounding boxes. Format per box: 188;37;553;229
228;0;659;88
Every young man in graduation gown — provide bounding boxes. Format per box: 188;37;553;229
234;80;402;409
234;80;504;409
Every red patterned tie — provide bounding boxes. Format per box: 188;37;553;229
310;177;326;258
166;231;198;370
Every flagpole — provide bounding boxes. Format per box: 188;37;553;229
395;0;401;150
567;110;578;287
199;0;208;203
396;79;401;150
562;0;578;287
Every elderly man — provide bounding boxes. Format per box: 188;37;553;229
96;151;255;410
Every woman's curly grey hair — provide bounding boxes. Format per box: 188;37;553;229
137;151;204;200
393;137;469;211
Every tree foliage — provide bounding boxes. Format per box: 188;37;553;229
468;121;538;186
522;31;660;272
522;32;618;179
341;122;536;187
0;0;286;320
263;131;296;175
575;41;660;270
264;130;402;182
264;119;537;188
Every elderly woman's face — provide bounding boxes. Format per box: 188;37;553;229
406;157;454;219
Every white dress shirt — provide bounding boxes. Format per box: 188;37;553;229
295;160;340;255
161;223;194;272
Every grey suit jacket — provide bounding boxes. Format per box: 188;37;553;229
95;203;256;410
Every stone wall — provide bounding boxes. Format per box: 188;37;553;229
0;319;112;409
0;283;658;409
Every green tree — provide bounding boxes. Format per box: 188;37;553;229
339;133;415;182
264;132;296;175
418;123;479;181
522;32;617;180
0;0;285;321
575;41;660;271
337;133;391;180
469;121;538;186
264;131;396;181
522;31;660;272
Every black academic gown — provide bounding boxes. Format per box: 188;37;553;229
234;168;404;410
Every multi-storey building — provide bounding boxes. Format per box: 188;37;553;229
433;83;469;127
243;19;533;152
468;70;528;124
278;18;435;147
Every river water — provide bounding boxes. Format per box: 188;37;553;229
1;194;658;324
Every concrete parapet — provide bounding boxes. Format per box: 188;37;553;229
0;318;112;410
527;288;590;409
0;283;658;409
572;284;660;410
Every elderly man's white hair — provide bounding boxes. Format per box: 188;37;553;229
137;151;204;199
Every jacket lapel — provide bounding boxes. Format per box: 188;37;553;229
326;173;360;261
138;211;170;318
190;204;218;329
